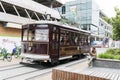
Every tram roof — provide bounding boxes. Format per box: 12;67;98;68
24;21;91;34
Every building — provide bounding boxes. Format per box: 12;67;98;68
32;0;62;8
57;0;112;41
0;0;62;52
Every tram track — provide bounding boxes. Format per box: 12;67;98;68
0;65;24;72
26;58;88;80
0;65;45;80
0;62;47;72
0;58;87;80
0;64;20;68
3;69;45;80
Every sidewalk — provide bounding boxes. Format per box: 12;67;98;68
0;57;21;67
33;61;88;80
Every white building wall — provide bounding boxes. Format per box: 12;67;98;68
91;0;99;27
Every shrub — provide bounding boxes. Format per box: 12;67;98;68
114;55;120;60
105;49;116;54
98;48;120;60
114;49;120;55
98;53;104;58
98;53;114;59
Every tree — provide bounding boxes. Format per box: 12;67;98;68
112;7;120;40
103;16;112;24
102;7;120;40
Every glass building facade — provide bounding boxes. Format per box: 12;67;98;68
57;0;112;40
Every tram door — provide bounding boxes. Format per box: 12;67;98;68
50;25;60;60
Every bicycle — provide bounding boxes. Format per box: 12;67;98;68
0;48;12;62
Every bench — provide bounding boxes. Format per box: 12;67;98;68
52;68;120;80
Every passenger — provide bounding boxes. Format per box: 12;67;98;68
61;37;64;45
71;38;75;45
66;37;70;45
88;47;97;67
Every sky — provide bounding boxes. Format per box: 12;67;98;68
60;0;120;18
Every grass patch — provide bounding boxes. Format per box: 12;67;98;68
98;48;120;60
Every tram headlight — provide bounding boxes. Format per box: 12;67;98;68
44;60;48;63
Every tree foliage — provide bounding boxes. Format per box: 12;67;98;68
103;7;120;40
112;7;120;40
103;16;112;24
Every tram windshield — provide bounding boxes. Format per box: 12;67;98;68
22;24;49;42
23;29;28;41
35;29;49;42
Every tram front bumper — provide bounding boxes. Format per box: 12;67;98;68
21;53;50;61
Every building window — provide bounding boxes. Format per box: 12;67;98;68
82;24;87;30
101;23;103;26
62;6;66;14
27;9;38;20
15;6;29;18
0;4;4;12
1;1;18;15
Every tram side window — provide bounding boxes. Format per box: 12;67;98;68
23;29;28;41
60;30;79;46
85;36;89;45
60;30;70;45
51;26;59;49
74;33;79;45
64;31;70;45
60;30;65;45
86;37;89;45
81;36;89;46
28;29;35;41
70;32;79;45
70;32;75;45
81;37;85;46
80;36;83;46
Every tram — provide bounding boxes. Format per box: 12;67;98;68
21;21;90;64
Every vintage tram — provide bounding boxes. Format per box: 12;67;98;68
21;21;90;64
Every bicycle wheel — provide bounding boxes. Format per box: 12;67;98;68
6;54;12;62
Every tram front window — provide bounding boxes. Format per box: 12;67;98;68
35;29;49;42
22;25;49;42
23;29;28;41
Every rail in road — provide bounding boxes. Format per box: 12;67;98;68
0;58;87;80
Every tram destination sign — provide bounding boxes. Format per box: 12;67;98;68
37;25;48;28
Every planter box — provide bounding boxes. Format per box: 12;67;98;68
93;58;120;69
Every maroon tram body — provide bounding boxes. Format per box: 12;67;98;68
21;21;90;64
